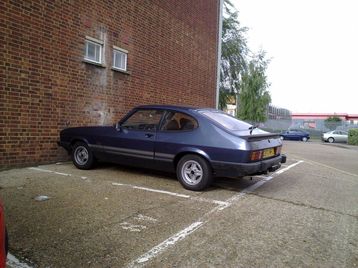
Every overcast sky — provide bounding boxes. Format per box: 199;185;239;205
233;0;358;114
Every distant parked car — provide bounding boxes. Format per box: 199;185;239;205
58;105;286;191
280;129;310;142
322;130;348;143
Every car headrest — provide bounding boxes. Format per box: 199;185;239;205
165;119;180;130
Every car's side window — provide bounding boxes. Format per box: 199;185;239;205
160;112;198;131
121;109;164;131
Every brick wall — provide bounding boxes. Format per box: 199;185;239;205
0;0;219;168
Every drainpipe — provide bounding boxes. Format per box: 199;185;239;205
215;0;223;109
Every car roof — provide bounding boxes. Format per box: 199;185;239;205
135;104;216;112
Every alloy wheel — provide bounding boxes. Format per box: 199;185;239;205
74;146;89;165
181;160;203;186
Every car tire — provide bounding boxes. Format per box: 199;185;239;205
176;154;213;191
71;142;95;170
328;137;335;143
302;137;308;142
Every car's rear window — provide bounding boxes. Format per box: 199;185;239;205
200;110;252;131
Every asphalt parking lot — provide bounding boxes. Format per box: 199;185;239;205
1;141;357;267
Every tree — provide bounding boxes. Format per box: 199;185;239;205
237;51;271;123
219;0;272;120
219;0;249;109
324;116;342;130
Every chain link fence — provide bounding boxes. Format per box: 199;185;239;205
259;119;358;139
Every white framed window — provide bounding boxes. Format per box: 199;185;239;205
84;37;103;64
113;46;128;71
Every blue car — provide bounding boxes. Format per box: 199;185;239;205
280;129;310;142
58;105;286;191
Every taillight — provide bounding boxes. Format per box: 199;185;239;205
250;150;263;161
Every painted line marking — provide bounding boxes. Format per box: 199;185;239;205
274;160;304;175
112;182;190;198
28;167;72;177
54;172;71;176
112;182;229;207
190;197;229;207
134;214;158;223
290;154;358;178
128;160;303;267
28;166;228;206
130;221;204;265
28;167;52;173
120;214;159;233
254;175;270;179
7;253;33;268
28;161;303;266
120;222;147;232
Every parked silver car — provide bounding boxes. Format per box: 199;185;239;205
322;130;348;143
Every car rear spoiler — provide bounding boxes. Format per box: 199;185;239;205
239;133;281;142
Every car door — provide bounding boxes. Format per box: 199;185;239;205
154;110;199;171
335;131;347;142
287;131;295;140
341;131;348;142
282;131;288;140
332;131;340;142
297;130;305;140
99;109;164;168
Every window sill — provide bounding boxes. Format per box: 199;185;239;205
82;59;106;68
111;67;131;75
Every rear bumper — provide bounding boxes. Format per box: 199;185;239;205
212;154;287;178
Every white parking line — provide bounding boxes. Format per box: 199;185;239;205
28;167;52;173
28;161;304;267
128;160;304;267
132;221;204;265
28;167;72;177
112;182;190;198
274;160;304;175
29;166;229;207
112;182;229;207
291;154;358;178
7;253;33;268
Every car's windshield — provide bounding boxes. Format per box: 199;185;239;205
199;110;252;131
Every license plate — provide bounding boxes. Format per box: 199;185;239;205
263;148;275;158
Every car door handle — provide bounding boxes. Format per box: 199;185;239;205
145;133;154;138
